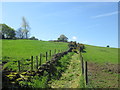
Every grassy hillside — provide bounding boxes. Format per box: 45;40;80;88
82;45;118;64
1;40;119;88
2;40;68;60
82;45;119;88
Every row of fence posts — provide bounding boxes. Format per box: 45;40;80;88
80;52;88;86
17;49;63;72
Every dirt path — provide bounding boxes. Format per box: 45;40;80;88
88;62;119;88
48;53;82;88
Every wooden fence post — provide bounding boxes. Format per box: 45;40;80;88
81;57;84;75
58;50;60;53
46;52;48;61
49;50;51;57
18;61;20;72
85;61;88;85
80;51;82;58
31;56;33;71
54;49;56;54
40;53;42;65
36;56;38;70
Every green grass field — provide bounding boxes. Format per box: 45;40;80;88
2;40;68;60
82;45;118;64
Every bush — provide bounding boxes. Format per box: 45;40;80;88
29;36;38;40
107;45;110;47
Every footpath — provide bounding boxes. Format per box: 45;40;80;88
48;53;82;88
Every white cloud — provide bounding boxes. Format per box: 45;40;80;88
92;11;118;19
72;36;77;40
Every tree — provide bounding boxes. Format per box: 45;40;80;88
19;17;30;39
0;24;16;39
57;34;68;42
29;36;38;40
16;28;24;39
107;45;110;47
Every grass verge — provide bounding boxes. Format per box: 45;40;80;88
48;53;82;88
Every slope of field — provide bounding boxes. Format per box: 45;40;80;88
2;40;68;60
83;45;118;64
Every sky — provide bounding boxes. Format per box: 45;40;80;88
1;2;118;48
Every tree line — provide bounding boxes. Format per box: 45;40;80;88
0;16;69;42
0;17;38;40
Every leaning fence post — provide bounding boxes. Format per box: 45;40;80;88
40;53;42;65
85;61;88;85
36;56;38;70
31;56;33;71
18;60;20;72
46;52;48;61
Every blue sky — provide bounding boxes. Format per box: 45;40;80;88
2;2;118;47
